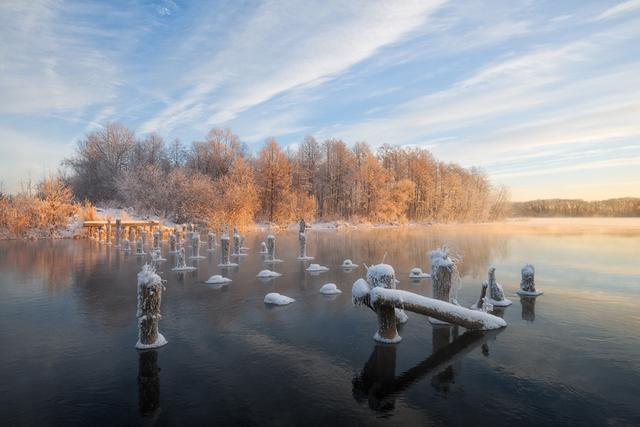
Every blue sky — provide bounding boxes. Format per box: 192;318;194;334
0;0;639;200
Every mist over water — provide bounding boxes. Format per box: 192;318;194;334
1;227;639;425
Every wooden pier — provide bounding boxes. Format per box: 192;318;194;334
83;219;165;241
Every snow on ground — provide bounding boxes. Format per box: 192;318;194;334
264;293;295;305
319;283;342;295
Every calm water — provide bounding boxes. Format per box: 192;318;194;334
1;228;639;426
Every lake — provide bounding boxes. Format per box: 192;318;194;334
1;226;639;426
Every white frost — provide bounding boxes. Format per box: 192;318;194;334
264;293;295;305
135;333;167;350
373;331;402;344
319;283;342;295
257;269;282;278
352;278;371;305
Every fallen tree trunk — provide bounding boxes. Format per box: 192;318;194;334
369;288;506;331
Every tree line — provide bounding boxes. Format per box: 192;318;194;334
61;123;510;226
511;198;640;217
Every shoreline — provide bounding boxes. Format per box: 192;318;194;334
4;216;640;241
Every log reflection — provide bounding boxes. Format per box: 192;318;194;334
353;328;503;412
138;350;161;418
520;296;537;322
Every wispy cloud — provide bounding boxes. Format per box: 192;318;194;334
594;0;640;21
141;0;445;135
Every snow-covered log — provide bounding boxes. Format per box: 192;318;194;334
136;265;167;349
369;288;506;331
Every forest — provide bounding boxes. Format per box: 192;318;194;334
511;198;640;217
1;123;510;235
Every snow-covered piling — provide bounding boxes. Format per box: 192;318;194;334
136;237;145;256
472;282;488;310
297;219;313;260
129;226;135;243
218;231;237;267
232;226;241;256
124;239;131;252
207;232;215;252
153;230;160;250
517;264;543;296
260;242;268;254
266;234;275;259
168;234;176;253
221;232;230;264
106;220;112;245
135;265;167;349
429;248;454;303
190;234;205;259
485;267;512;307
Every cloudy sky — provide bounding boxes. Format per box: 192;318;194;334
1;0;638;200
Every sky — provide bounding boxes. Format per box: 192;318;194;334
0;0;639;201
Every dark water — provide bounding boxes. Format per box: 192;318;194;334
1;228;639;426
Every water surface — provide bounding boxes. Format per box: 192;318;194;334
1;227;639;426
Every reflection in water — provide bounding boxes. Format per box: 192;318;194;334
138;350;161;418
311;229;510;280
521;296;536;322
353;328;503;412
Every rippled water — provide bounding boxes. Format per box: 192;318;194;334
1;227;639;426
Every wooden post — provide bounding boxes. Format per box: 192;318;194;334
430;251;453;303
266;234;275;259
299;232;306;258
208;232;215;252
136;265;167;349
106;220;112;245
153;230;160;250
220;233;231;265
233;226;240;256
115;219;121;248
169;234;176;253
474;283;488;310
375;302;399;342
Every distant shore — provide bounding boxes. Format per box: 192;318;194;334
431;217;640;234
